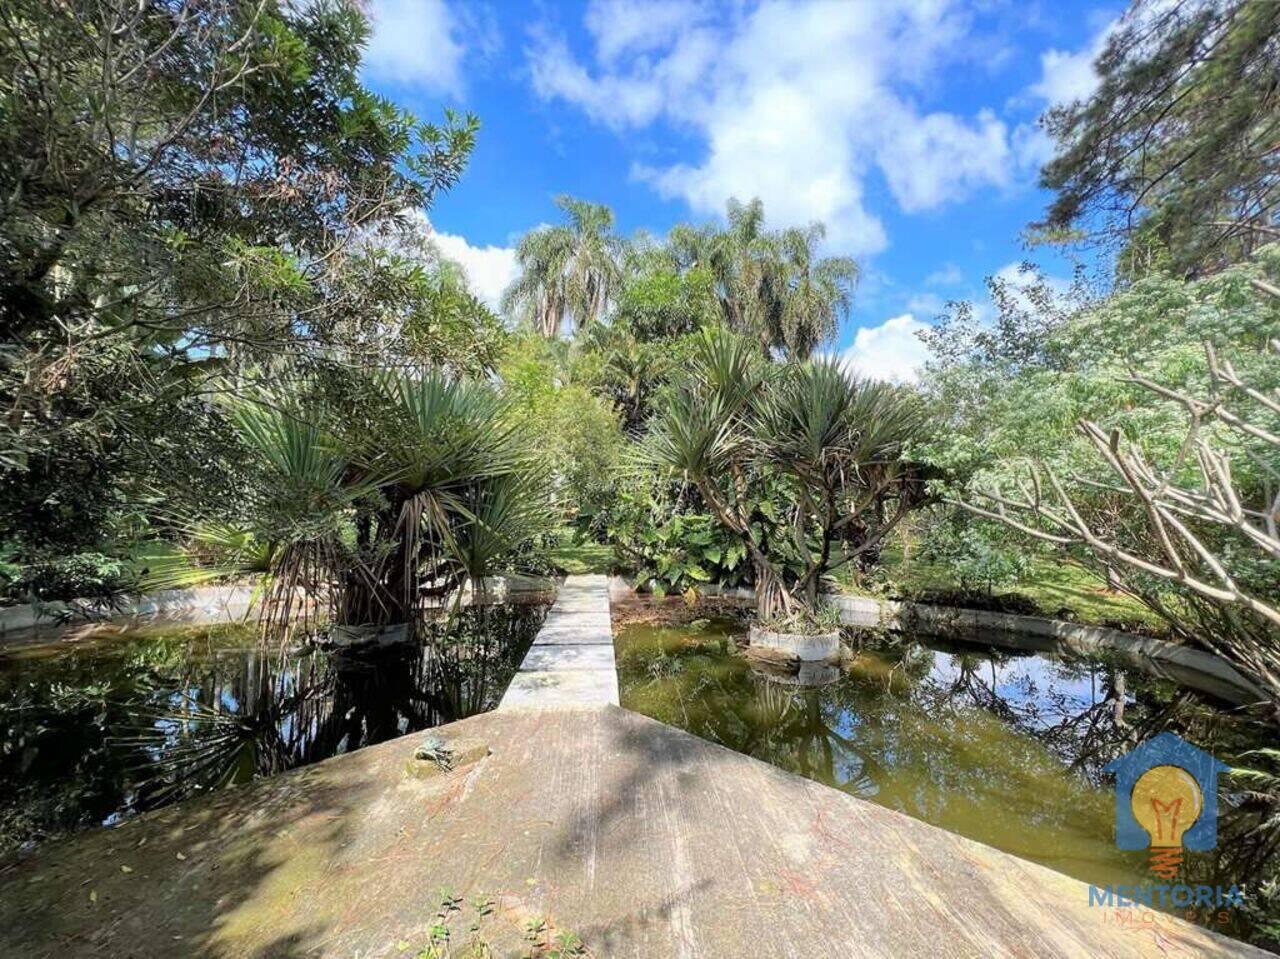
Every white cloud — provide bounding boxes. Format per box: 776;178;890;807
925;263;963;287
363;0;467;97
1028;3;1172;112
584;0;707;63
430;230;519;311
384;209;518;311
530;1;1019;256
839;314;931;384
876;107;1011;213
1030;23;1113;109
530;35;672;129
993;260;1070;294
906;291;946;318
1011;120;1058;174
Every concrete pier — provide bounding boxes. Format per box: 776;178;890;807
0;705;1261;958
498;573;619;709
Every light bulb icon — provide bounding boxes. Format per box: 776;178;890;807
1130;764;1203;879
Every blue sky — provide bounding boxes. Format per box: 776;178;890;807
359;0;1121;379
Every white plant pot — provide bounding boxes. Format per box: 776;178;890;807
748;624;840;662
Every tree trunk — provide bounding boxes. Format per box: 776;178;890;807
754;560;796;620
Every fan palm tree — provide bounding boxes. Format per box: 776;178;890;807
159;368;553;638
448;470;556;599
501;196;622;337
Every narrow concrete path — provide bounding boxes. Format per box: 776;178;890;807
499;574;619;708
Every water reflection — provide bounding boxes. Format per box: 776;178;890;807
616;619;1276;943
0;603;547;851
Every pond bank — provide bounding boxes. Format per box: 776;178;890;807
0;576;560;647
680;580;1263;705
0;703;1262;958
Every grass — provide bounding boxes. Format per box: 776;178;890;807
841;544;1162;631
547;528;615;575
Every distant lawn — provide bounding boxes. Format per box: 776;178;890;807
840;544;1161;632
548;528;615;575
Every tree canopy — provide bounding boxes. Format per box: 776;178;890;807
1039;0;1280;276
0;0;487;562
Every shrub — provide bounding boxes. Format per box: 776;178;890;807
600;471;750;596
917;514;1030;595
1;551;135;604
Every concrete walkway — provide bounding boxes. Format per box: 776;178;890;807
498;574;619;709
0;705;1261;958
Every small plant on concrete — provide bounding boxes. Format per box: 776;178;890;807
394;893;588;959
759;600;842;636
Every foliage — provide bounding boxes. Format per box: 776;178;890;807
915;513;1031;596
963;339;1280;709
500;196;857;360
158;367;556;634
921;249;1280;486
667;198;858;358
0;550;136;605
501;196;622;338
0;0;486;567
600;470;749;597
929;248;1280;710
1037;0;1280;276
643;328;929;619
498;333;627;525
1228;750;1280;946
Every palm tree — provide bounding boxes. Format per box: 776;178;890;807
643;327;929;621
667;199;858;359
502;196;622;337
502;227;572;337
772;223;857;358
161;369;553;638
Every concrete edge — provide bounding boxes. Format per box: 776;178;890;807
0;574;562;640
0;584;261;637
619;578;1264;704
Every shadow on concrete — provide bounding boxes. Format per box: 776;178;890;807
0;751;375;958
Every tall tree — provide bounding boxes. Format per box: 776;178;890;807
1038;0;1280;276
501;196;621;337
0;0;480;557
669;199;857;359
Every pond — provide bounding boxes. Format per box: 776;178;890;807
0;603;548;853
615;616;1277;945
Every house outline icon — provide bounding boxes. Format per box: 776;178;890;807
1104;732;1230;851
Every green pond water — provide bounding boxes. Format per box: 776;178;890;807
0;603;547;853
615;617;1277;944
